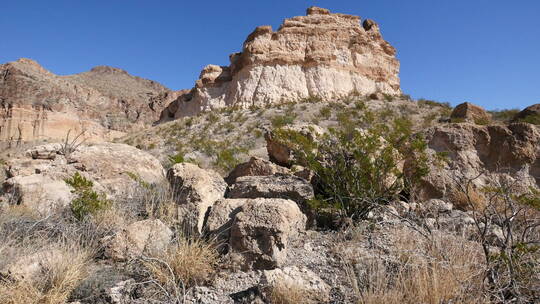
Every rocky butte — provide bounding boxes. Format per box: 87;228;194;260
159;6;401;121
0;58;180;144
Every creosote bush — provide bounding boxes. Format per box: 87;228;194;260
65;172;111;220
274;115;429;221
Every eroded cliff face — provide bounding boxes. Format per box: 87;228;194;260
161;7;401;121
0;58;180;144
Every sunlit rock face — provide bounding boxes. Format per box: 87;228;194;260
161;6;401;120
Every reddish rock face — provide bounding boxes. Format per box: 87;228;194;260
0;58;181;144
512;103;540;124
163;6;401;119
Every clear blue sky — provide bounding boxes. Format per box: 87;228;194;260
1;0;539;110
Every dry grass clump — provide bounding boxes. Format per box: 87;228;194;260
0;243;91;304
449;184;487;211
341;227;486;304
267;281;316;304
142;237;219;294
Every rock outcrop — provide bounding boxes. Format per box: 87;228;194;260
0;58;180;145
2;143;165;215
413;122;540;201
512;103;540;124
229;198;306;270
450;102;491;124
167;163;227;235
102;219;173;261
160;7;401;120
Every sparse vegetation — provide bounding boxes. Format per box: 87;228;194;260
65;172;111;220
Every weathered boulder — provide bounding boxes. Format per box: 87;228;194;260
512;103;540;124
261;266;330;303
204;198;249;247
225;156;291;184
2;143;166;215
411;122;540;201
265;124;325;167
162;7;401;119
227;174;314;204
102;219;172;261
1;248;63;281
229;198;306;270
167;163;227;234
450;102;491;124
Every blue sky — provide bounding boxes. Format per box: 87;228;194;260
1;0;539;110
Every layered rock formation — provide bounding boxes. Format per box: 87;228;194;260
160;6;401;121
0;58;180;144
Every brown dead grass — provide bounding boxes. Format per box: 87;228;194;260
341;227;487;304
143;237;219;291
268;281;316;304
0;243;90;304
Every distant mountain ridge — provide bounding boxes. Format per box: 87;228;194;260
0;58;181;144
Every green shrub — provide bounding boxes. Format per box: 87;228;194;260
519;114;540;125
214;148;242;173
274;117;429;221
271;114;297;128
319;106;332;120
65;172;110;220
489;109;520;122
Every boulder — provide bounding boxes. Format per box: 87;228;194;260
225;156;291;184
227;174;314;205
261;266;330;303
229;198;306;270
1;248;63;281
167;163;227;234
204;198;247;244
25;143;63;160
102;219;172;261
450;102;491;124
512;103;540;124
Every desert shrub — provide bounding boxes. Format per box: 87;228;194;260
518;113;540;125
167;152;185;165
214;148;242;173
489;109;520;122
274;116;429;220
417;98;451;109
271;114;297;128
319;106;332;120
140;238;218;301
65;172;111;221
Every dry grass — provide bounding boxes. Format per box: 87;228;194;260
267;281;316;304
143;237;219;292
449;184;487;211
340;227;487;304
0;243;91;304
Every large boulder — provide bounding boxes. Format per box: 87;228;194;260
1;248;63;281
450;102;491;124
229;198;306;270
160;7;401;119
204;198;249;248
1;143;166;216
167;163;227;234
227;174;314;205
411;122;540;201
512;103;540;124
102;219;173;261
225;156;291;185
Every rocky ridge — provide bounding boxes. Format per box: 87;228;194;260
0;58;180;145
160;7;401;121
